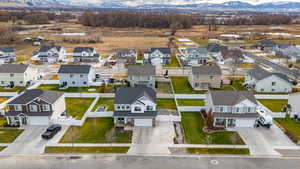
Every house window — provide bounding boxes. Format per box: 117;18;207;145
126;106;130;109
42;104;50;111
134;106;142;112
117;106;121;110
220;107;223;112
248;107;251;113
215;118;226;127
236;107;240;113
70;74;73;78
261;88;264;92
29;105;38;112
121;106;125;110
195;82;199;87
14;105;22;111
20;81;23;84
80;75;84;78
1;81;4;84
72;81;75;84
271;82;276;86
210;76;214;79
271;89;275;92
146;105;153;111
10;74;14;77
83;82;87;85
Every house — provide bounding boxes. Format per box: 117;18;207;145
220;49;244;66
245;68;293;93
254;40;277;52
182;47;209;66
288;93;300;117
114;49;137;64
206;43;228;61
73;47;99;62
0;47;16;63
5;89;66;126
127;64;156;88
0;64;39;87
144;48;171;65
37;45;66;63
113;86;157;128
58;65;95;87
189;65;222;90
277;46;300;63
205;90;258;128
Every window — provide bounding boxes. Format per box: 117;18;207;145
121;106;125;110
42;104;50;111
248;107;251;113
126;106;130;109
83;82;87;85
236;107;240;113
70;74;73;78
10;74;14;77
146;105;153;111
271;82;276;86
20;81;23;84
261;88;264;92
80;75;84;78
210;76;214;79
195;82;199;87
29;105;38;112
134;106;142;112
271;89;275;92
117;106;121;110
72;81;75;84
14;105;22;111
1;81;4;84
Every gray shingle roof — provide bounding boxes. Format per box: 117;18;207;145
247;68;291;83
128;64;155;76
221;49;244;60
58;65;92;74
0;64;29;73
115;86;156;105
115;49;136;58
73;47;95;53
39;45;62;52
0;47;15;53
209;90;257;106
192;65;222;76
206;43;228;53
8;89;63;105
255;40;277;47
150;48;171;54
186;47;208;55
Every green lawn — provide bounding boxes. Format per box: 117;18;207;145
187;148;250;155
92;98;114;112
275;117;300;142
38;84;123;93
156;82;173;94
65;98;95;120
181;112;245;145
191;39;209;45
258;99;287;112
0;146;6;151
171;76;206;94
45;146;129;154
0;129;24;143
137;55;144;60
0;86;27;92
164;55;180;68
157;99;177;110
60;118;132;143
0;117;7;127
177;99;205;106
232;78;246;90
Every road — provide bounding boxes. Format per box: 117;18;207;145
0;155;299;169
246;53;300;80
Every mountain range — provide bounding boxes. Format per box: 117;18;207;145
0;0;300;11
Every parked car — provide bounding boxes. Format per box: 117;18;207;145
41;124;62;139
257;107;273;128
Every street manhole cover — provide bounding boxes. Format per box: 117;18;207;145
210;159;219;165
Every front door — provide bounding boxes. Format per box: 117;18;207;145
18;115;27;125
227;119;236;128
10;81;14;88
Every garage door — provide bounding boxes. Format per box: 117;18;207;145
134;119;153;127
236;118;255;127
27;116;50;125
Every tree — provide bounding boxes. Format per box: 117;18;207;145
206;110;214;130
0;27;18;44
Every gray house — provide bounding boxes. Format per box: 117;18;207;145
127;64;156;88
113;86;157;128
254;40;277;52
73;47;99;62
114;49;137;64
182;47;209;66
37;45;66;64
220;49;244;66
0;47;16;63
189;65;222;90
58;65;95;87
144;48;171;65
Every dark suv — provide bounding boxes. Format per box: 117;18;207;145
41;124;62;139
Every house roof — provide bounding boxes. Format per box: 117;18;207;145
186;47;208;55
115;49;136;58
209;90;257;106
255;40;277;47
150;48;171;54
115;86;156;105
247;68;291;83
206;43;228;53
128;64;155;76
39;45;62;53
73;47;95;53
58;65;92;74
221;49;244;60
8;89;63;105
191;65;222;76
0;47;15;53
0;64;29;73
277;43;290;49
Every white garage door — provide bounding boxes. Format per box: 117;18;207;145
134;119;153;127
28;116;50;125
236;118;255;127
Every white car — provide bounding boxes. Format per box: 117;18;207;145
257;107;273;128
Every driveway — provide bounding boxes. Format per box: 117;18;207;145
128;121;175;155
1;125;68;155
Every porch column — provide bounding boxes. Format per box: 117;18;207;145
6;116;10;125
19;116;22;126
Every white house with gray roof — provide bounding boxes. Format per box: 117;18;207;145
144;48;171;65
182;47;209;66
113;86;157;128
5;89;66;126
114;49;137;64
245;68;293;93
0;64;39;87
58;65;95;87
189;65;222;90
206;90;258;128
127;64;156;88
37;45;66;64
73;47;99;62
0;47;16;63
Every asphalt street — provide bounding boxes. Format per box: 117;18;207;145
0;155;299;169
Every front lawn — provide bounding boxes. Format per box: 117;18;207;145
156;82;173;94
232;78;246;90
187;148;250;155
275;117;300;142
181;112;245;145
0;117;7;127
177;99;205;106
38;84;124;93
164;55;180;68
60;118;132;143
258;99;287;112
171;76;206;94
92;98;114;112
157;99;177;110
0;129;24;143
45;146;129;154
0;86;27;92
65;98;95;120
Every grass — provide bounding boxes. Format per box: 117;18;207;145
38;84;123;93
232;78;246;90
137;55;144;60
171;76;206;94
45;146;129;154
156;82;173;94
164;55;180;68
0;86;27;92
181;112;245;145
258;99;287;112
275;117;300;142
177;99;205;106
65;98;95;120
157;99;177;110
239;63;259;69
187;148;250;155
0;146;6;151
60;118;132;143
191;39;209;45
92;98;114;112
0;117;7;127
0;129;24;143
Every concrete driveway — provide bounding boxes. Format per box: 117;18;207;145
128;121;175;155
1;125;68;155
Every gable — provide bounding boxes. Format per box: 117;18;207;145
234;98;257;107
257;74;292;86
